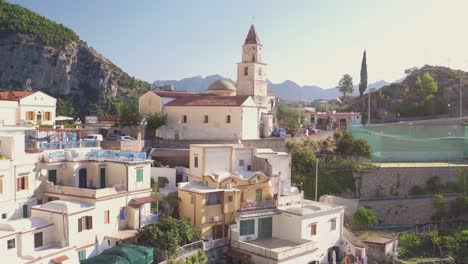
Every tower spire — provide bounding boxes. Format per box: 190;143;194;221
244;24;261;45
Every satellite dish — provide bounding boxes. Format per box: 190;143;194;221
40;169;48;176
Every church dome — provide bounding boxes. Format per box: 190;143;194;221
206;80;237;96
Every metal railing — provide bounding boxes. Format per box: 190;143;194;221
239;200;276;211
203;237;229;250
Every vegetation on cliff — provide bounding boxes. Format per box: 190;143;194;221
0;0;79;45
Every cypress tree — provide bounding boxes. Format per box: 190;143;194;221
359;50;368;97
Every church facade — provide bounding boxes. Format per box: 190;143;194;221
139;25;276;140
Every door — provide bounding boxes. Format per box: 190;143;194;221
255;189;262;201
22;205;28;218
36;112;42;125
100;168;106;188
48;170;57;185
258;217;272;239
79;168;87;188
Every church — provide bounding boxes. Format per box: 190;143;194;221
139;25;276;140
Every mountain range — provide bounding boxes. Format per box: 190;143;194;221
154;76;390;101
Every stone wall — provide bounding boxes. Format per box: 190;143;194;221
356;165;468;199
101;140;145;152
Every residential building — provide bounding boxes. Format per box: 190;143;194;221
0;119;157;263
177;143;345;263
139;25;276;140
0;91;57;126
303;108;362;131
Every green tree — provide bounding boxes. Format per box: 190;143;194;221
334;132;372;158
276;100;302;134
338;74;354;97
415;72;438;98
352;207;378;229
56;98;76;118
118;104;142;127
146;112;167;139
398;232;422;257
359;50;368;98
137;217;201;259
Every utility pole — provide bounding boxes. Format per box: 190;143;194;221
315;158;318;201
460;74;463;118
367;91;371;126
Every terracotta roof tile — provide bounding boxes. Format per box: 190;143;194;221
0;91;35;101
151;91;199;98
165;95;250;107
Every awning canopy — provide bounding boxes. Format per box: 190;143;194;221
224;249;251;260
55;116;74;121
51;255;69;263
129;196;158;208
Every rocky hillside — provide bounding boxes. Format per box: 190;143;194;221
342;65;468;122
0;0;150;116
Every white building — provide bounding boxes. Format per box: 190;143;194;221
0;91;57;126
0;121;156;263
139;25;277;140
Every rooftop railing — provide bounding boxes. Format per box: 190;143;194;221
41;149;147;163
239;200;276;211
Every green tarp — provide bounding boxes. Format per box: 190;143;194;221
82;244;154;264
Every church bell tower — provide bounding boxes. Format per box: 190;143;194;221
236;25;267;97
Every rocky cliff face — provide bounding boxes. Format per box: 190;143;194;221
0;34;137;104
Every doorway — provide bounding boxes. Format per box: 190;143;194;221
79;168;87;188
257;217;272;239
48;169;57;185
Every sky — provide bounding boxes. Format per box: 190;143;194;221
8;0;468;88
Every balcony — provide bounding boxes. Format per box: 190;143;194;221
239;200;276;212
231;229;317;261
25;140;99;153
44;181;125;199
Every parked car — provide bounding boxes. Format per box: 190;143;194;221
271;128;287;137
106;134;120;141
309;128;321;134
118;136;136;141
82;134;103;141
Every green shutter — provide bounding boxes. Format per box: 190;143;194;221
78;250;86;261
100;168;106;188
48;170;57;185
136;169;143;182
240;219;255;236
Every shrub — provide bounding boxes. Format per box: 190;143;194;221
399;232;422;249
410;185;426;196
352;207;378;229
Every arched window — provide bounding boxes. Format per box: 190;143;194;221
259;68;263;77
252;54;256;62
244;67;248;76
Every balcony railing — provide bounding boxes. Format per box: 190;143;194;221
204;237;229;250
25;140;99;152
233;239;317;261
44;181;124;199
239;200;276;211
41;149;147;163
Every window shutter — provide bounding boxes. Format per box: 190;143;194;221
24;176;28;190
0;178;3;194
78;217;83;232
17;178;20;191
86;216;93;229
32;112;36;120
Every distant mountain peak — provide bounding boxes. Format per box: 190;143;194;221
153;75;389;101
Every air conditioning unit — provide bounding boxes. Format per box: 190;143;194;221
213;216;219;222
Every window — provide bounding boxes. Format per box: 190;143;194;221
255;189;262;201
78;250;86;261
240;219;255;236
228;195;233;202
252;54;256;62
25;111;35;121
136;169;144;182
104;210;110;224
203;115;208;123
226;115;231;123
34;232;43;248
205;192;222;205
330;218;337;231
78;216;93;232
239;160;245;167
100;168;106;188
44;112;51;121
259;68;262;77
119;207;126;220
182;115;187;123
244;67;248;76
17;175;28;191
7;239;15;250
0;177;3;194
310;223;317;236
2;213;6;219
194;155;199;168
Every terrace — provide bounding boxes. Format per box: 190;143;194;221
43;181;126;199
238;199;276;211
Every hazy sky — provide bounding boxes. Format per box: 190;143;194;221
8;0;468;87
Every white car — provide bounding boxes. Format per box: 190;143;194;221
83;134;104;141
118;136;136;141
